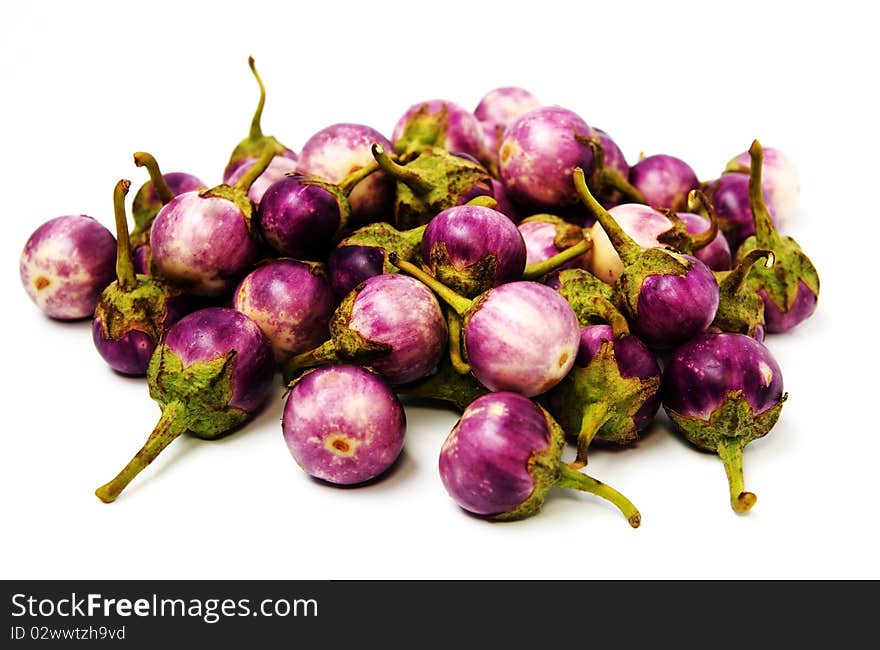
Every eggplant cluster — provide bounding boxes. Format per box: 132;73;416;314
19;60;817;521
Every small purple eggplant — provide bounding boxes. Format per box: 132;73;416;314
439;392;641;526
95;307;275;502
725;145;799;224
392;99;488;164
518;215;590;274
223;57;297;182
629;154;699;211
282;365;406;485
150;145;275;296
297;123;395;228
705;173;777;249
663;332;786;513
421;204;527;297
326;221;426;298
712;249;775;341
574;169;719;348
20;215;116;320
92;180;188;375
547;297;661;466
498;106;595;211
130;152;205;273
371;144;493;230
257;174;349;259
474;86;541;127
735;140;819;333
233;260;337;362
283;273;447;385
391;256;580;397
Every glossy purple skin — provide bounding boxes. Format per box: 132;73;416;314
233;260;336;362
662;332;784;420
297;123;395;228
728;147;799;223
421;205;526;293
629;155;699;210
163;307;274;413
594;128;629;179
707;174;777;248
474;87;541;126
518;220;589;271
465;282;580;397
439;392;549;516
680;213;732;271
258;175;341;258
150;192;259;297
92;294;190;376
392;99;487;162
134;172;205;216
326;245;387;298
224;155;300;206
283;365;406;485
20;215;116;320
498;106;594;210
576;325;661;430
759;281;818;334
348;274;447;384
632;255;719;348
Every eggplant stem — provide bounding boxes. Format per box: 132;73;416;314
522;237;593;280
446;309;471;375
283;339;340;383
388;253;473;317
112;179;136;290
570;401;610;468
338;160;380;195
247;56;266;141
133;152;175;204
573;167;642;266
465;195;498;209
748;139;780;247
371;143;433;195
556;464;641;528
716;437;757;514
234;143;276;193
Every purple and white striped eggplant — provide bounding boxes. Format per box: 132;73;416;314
223;57;297;184
92;180;189;376
391;256;579;397
663;332;786;513
95;307;275;502
20;215;116;320
421;204;527;297
371;144;493;230
705;172;777;249
518;214;591;274
257;174;348;259
130;152;205;273
735;140;819;333
629;154;699;211
392;99;488;164
233;260;336;363
439;392;641;526
297;123;395;228
574;169;719;348
725;145;799;224
150;146;275;296
498;106;595;211
474;86;541;127
283;273;447;385
547;297;661;466
283;365;406;485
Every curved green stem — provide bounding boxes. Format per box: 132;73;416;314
465;195;498;209
446;309;471;375
556;464;641;528
95;401;190;503
371;144;433;195
723;248;775;295
283;339;340;384
570;402;610;468
579;296;630;337
716;437;757;514
338;160;380;195
682;189;720;251
388;253;473;317
112;179;136;290
522;237;593;280
600;168;647;204
133;152;175;204
573;168;642;266
748;140;779;248
234;143;276;193
247;56;266;141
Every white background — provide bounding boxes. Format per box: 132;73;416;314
1;0;877;579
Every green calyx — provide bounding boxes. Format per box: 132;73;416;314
552;269;617;327
713;249;774;336
495;406;641;527
225;56;289;174
148;346;249;438
340;222;426;273
736;140;819;315
282;288;393;383
394;102;450;160
395;353;487;412
427;242;498;298
657;190;720;254
95;276;180;341
617;247;693;317
372;144;492;230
